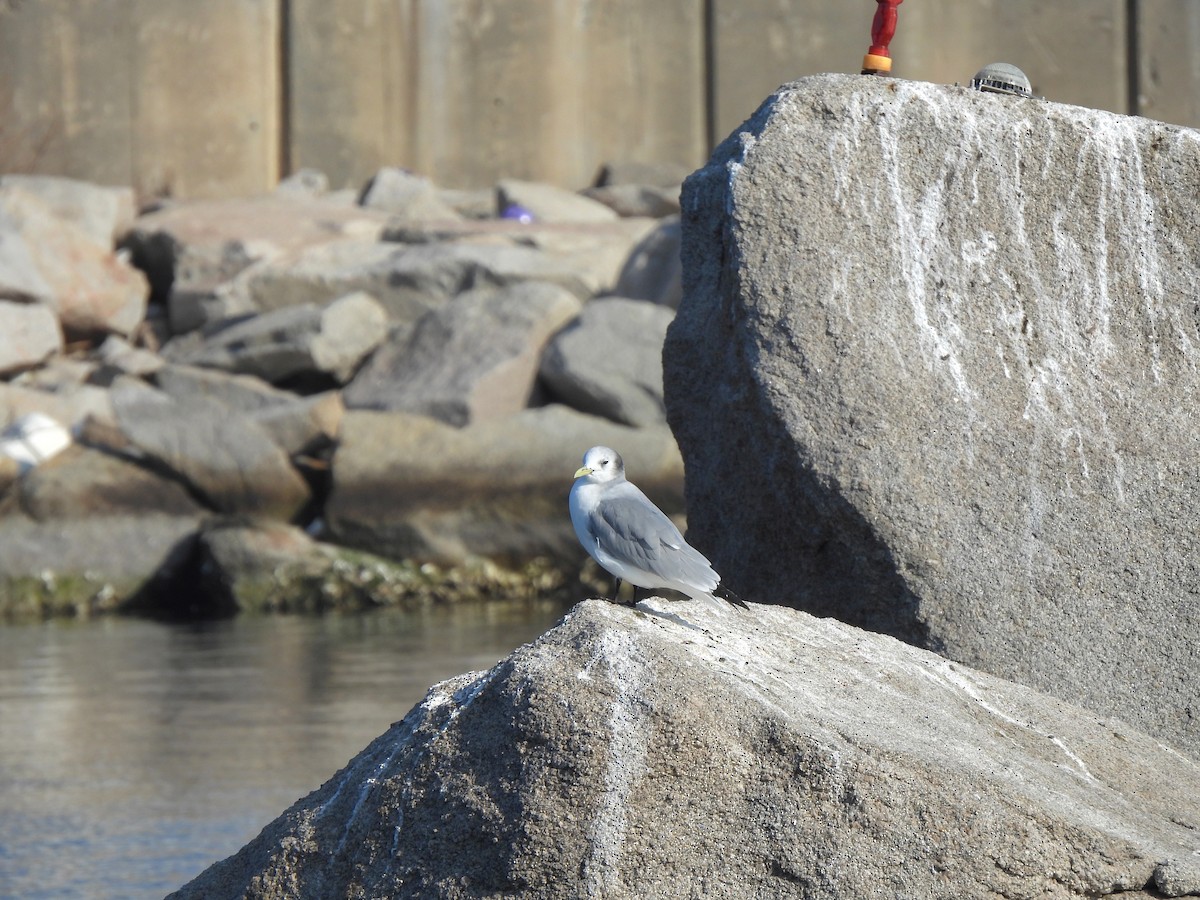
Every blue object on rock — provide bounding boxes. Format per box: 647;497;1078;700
501;203;535;223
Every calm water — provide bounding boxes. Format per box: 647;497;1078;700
0;600;568;900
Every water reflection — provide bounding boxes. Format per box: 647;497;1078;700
0;600;568;900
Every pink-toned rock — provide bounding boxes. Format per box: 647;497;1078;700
0;176;136;246
0;188;148;336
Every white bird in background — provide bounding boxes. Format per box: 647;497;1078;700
569;445;748;610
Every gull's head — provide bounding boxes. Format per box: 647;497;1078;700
573;445;625;483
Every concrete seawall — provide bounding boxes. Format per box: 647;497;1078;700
2;1;1197;199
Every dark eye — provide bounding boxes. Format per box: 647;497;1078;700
601;458;609;466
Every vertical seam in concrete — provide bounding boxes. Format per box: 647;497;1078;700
278;0;292;178
703;0;716;152
1126;0;1140;116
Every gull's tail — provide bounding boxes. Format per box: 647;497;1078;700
714;584;750;611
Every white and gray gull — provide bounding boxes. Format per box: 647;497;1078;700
569;445;748;610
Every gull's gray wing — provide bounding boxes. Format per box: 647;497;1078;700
591;482;717;588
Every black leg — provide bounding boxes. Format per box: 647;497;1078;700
608;578;624;601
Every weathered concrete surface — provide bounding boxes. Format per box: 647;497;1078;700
0;0;280;198
664;74;1200;757
168;599;1200;899
286;0;707;190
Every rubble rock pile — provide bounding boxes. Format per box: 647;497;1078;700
0;168;687;618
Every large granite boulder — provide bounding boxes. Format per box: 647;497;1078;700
168;599;1200;899
325;404;683;564
343;282;581;424
663;74;1200;756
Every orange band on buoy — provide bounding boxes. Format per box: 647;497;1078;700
861;53;893;74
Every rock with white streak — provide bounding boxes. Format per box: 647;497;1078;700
168;599;1200;900
664;73;1200;757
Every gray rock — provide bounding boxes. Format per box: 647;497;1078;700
540;297;673;427
358;167;463;222
664;74;1200;756
344;282;581;424
180;519;523;616
245;391;343;457
583;183;681;218
126;196;391;290
168;599;1200;900
155;363;298;411
438;186;497;220
164;291;388;385
497;178;619;223
594;160;694;188
614;215;682;308
0;187;148;336
275;168;330;198
153;365;342;455
0;443;204;618
379;217;657;297
0;175;136;246
0;300;61;376
518;218;658;296
93;334;163;378
0;515;201;619
121;195;391;331
221;239;592;327
325;404;683;564
6;443;202;520
0;382;115;433
110;380;310;520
